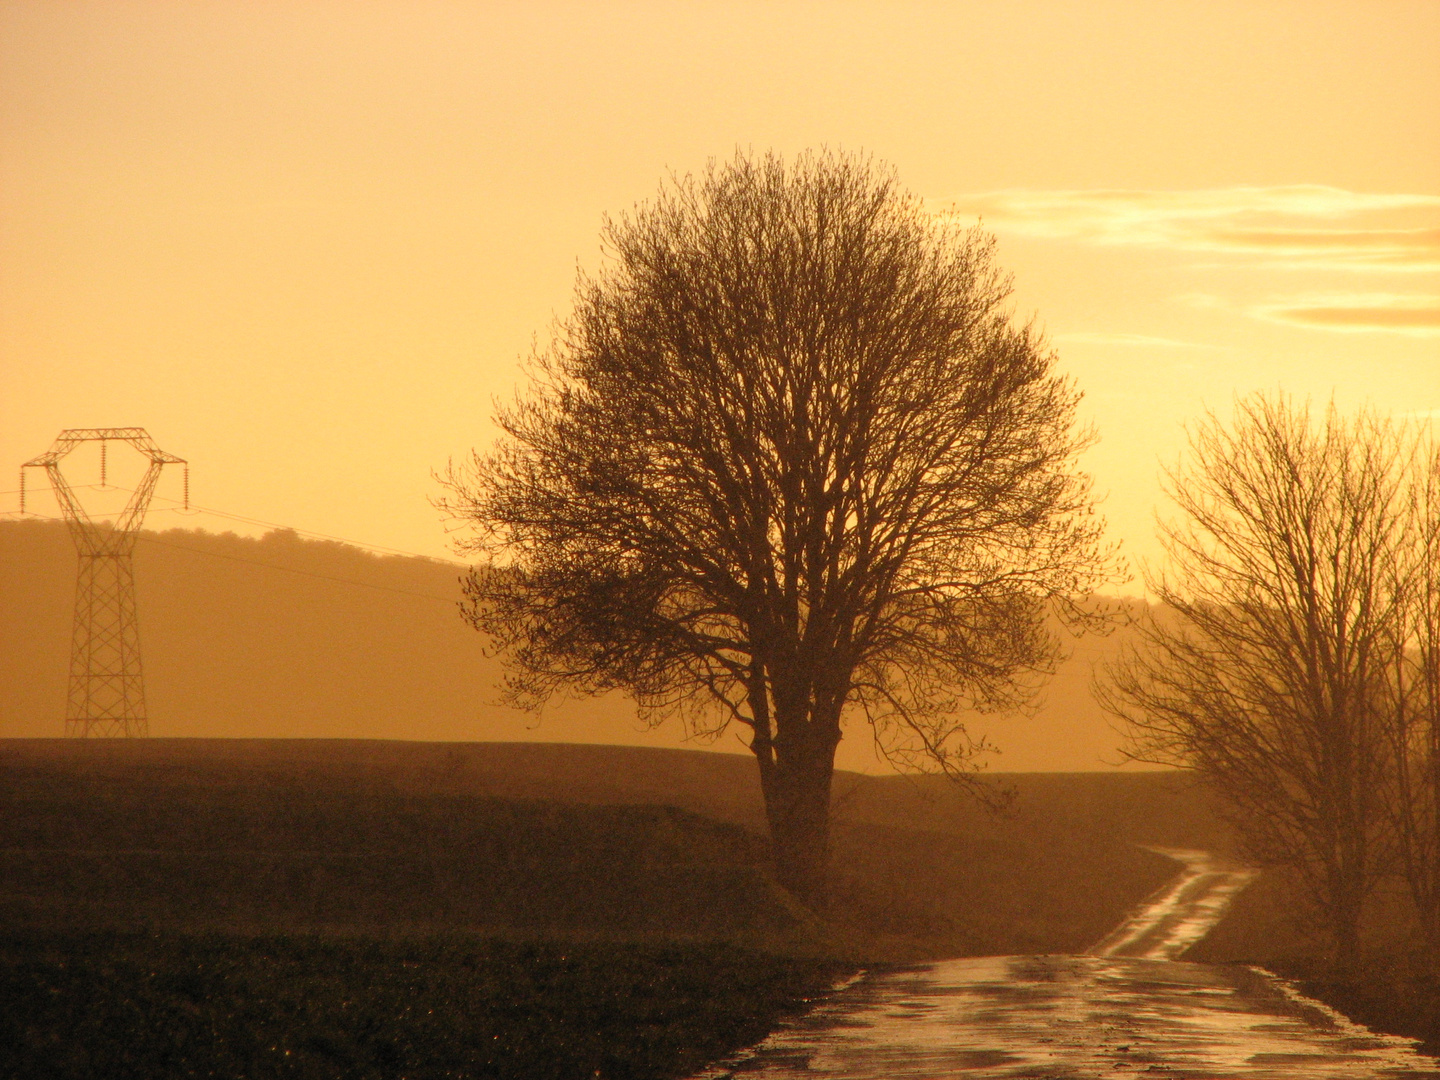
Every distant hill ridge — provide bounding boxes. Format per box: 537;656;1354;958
2;518;1147;770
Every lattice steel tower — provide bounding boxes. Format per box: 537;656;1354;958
21;429;187;737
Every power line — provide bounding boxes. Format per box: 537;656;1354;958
21;428;185;737
135;531;463;603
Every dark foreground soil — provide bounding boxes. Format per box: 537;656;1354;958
0;932;851;1080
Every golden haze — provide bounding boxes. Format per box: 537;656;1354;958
1;2;1435;761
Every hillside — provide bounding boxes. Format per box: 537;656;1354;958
0;738;1219;957
1;519;1152;771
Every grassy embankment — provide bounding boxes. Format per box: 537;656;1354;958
1190;865;1440;1057
0;738;1213;1078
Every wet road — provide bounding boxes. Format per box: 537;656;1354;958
1088;847;1259;961
696;849;1440;1079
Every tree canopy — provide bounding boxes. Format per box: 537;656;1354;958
442;150;1111;904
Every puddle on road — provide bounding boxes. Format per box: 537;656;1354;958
696;849;1440;1079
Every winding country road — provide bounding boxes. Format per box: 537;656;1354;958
696;848;1440;1079
1087;847;1258;961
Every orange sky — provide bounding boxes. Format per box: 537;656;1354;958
1;2;1437;760
3;0;1436;566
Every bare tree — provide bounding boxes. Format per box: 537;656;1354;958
1382;436;1440;956
440;151;1111;907
1099;396;1409;971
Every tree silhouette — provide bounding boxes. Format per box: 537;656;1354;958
1100;396;1412;972
1382;436;1440;958
442;150;1110;906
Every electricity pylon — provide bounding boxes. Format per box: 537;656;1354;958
22;429;187;738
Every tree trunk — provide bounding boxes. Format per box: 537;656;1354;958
1333;911;1362;977
1328;866;1366;977
1420;897;1440;965
754;720;839;911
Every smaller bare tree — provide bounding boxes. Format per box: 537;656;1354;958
1099;396;1410;972
1382;436;1440;956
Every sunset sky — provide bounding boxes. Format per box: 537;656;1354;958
3;0;1436;574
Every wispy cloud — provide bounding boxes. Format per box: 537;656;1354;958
1247;293;1440;335
1197;226;1440;270
935;186;1440;272
1052;332;1220;349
